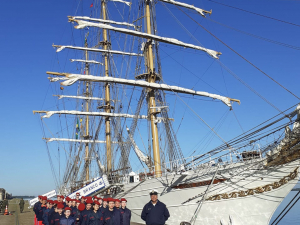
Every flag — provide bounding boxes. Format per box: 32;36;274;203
90;3;93;8
76;118;80;139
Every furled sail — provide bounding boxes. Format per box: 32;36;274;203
71;20;221;59
53;45;142;56
127;127;152;168
70;59;103;65
159;0;212;17
46;138;106;143
47;72;239;107
110;0;131;6
45;138;119;144
33;110;169;120
70;16;135;28
54;95;118;103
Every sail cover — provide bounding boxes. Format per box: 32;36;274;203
72;20;221;59
54;45;142;56
70;59;103;65
48;73;236;107
159;0;211;17
38;110;168;121
110;0;131;6
70;16;135;28
55;95;118;102
45;138;119;144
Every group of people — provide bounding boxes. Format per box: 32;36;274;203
33;193;131;225
33;190;169;225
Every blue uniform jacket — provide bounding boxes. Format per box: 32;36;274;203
51;212;63;225
73;208;81;225
43;208;53;225
141;200;170;225
33;201;41;216
60;216;75;225
101;208;122;225
120;207;131;225
99;206;107;215
85;210;102;225
37;205;47;221
71;207;78;218
80;209;92;224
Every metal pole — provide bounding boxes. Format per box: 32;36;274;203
145;0;162;178
102;0;112;174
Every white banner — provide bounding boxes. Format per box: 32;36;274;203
29;190;57;208
68;176;109;199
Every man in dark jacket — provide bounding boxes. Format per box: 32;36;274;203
141;190;170;225
101;198;122;225
120;198;131;225
43;200;54;225
33;196;42;225
19;198;25;213
80;198;93;224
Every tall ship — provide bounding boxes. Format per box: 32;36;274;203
33;0;300;224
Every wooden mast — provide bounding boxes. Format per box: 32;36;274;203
102;0;112;174
145;0;162;177
85;35;90;181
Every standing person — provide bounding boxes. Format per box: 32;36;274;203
3;197;9;211
76;193;80;201
120;198;131;225
98;198;103;206
100;198;108;214
85;201;101;225
81;197;86;204
51;203;64;225
60;207;75;225
19;198;25;213
141;190;170;225
74;203;85;225
43;200;54;225
33;196;42;225
101;198;122;225
37;196;48;225
80;198;93;224
114;199;121;210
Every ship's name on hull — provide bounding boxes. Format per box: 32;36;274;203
172;178;226;189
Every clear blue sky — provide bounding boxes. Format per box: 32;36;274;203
0;0;299;196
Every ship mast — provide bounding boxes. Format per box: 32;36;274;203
102;0;112;174
145;0;162;177
84;36;90;181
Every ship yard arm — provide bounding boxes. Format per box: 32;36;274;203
110;0;131;6
158;0;212;17
46;72;240;108
70;59;103;65
68;19;221;59
32;110;171;121
52;44;143;56
69;16;135;28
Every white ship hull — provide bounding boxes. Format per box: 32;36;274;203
118;159;299;225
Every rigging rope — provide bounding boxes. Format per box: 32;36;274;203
176;6;300;102
207;18;300;51
206;0;300;28
271;190;300;225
